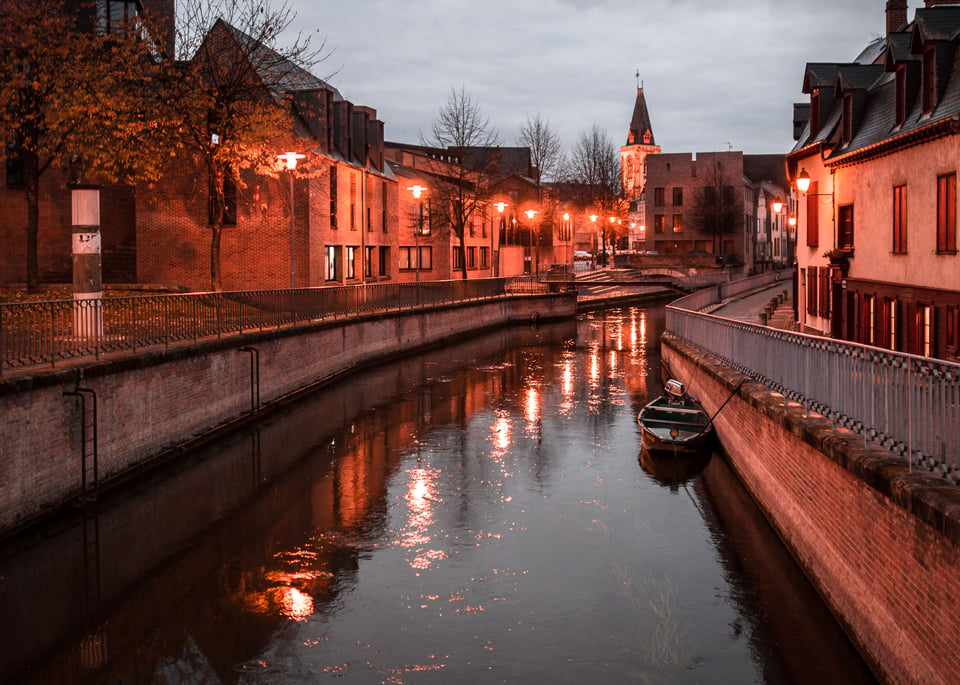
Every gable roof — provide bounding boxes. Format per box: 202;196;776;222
217;19;342;103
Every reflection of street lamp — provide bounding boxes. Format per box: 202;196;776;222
524;208;538;277
407;184;427;283
277;151;305;290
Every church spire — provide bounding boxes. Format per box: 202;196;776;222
626;80;655;147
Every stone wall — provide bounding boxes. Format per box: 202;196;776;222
0;294;573;536
663;333;960;684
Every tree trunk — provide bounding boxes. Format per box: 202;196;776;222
211;222;222;291
25;155;40;292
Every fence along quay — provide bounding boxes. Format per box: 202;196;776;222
0;277;549;377
666;271;960;482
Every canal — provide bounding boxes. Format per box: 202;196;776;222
0;304;877;684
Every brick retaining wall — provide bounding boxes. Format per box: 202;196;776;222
0;295;573;536
663;333;960;684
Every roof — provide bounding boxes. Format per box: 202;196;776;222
790;5;960;166
626;87;656;146
218;20;342;103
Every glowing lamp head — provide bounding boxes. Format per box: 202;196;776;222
278;152;305;170
525;209;537;220
588;214;598;223
796;168;811;193
495;201;509;213
563;212;570;221
407;184;427;199
772;197;784;214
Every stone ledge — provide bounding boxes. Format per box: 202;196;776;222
663;332;960;548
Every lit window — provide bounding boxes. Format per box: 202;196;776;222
893;185;907;254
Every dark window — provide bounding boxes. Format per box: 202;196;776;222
672;187;683;206
895;66;906;127
818;267;830;318
806;267;818;317
378;246;389;276
330;166;338;229
923;47;936;114
838;204;854;249
810;90;820;136
947;306;959;351
806;181;819;248
937;173;956;252
365;246;374;278
893;184;907;254
723;186;735;204
382;181;388;232
654;187;665;206
5;139;24;187
842;94;853;144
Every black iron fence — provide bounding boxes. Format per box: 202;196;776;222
1;277;550;376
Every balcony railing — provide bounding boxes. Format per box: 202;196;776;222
0;277;551;376
666;271;960;483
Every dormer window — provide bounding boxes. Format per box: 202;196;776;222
895;65;906;127
922;46;937;114
842;93;853;144
810;90;820;137
96;0;140;36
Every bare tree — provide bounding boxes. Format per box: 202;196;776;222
421;86;500;279
518;113;564;270
168;0;330;290
519;113;562;186
690;164;740;258
569;124;623;260
0;0;168;291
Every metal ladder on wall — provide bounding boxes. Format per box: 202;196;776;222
64;386;98;501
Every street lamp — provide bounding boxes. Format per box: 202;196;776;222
277;151;305;291
588;214;598;267
495;201;509;277
524;208;538;277
563;212;571;269
407;184;427;284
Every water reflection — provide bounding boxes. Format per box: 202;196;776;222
0;306;875;684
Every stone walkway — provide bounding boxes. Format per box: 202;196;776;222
707;283;798;331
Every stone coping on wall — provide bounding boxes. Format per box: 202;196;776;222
663;332;960;548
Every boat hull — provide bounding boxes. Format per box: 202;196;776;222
637;395;713;456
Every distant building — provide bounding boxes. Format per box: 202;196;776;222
787;0;960;360
619;88;789;267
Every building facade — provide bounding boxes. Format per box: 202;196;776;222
788;0;960;361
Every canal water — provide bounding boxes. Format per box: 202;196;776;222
0;304;877;684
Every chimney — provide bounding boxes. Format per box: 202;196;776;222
886;0;908;35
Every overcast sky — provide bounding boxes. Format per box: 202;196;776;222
288;0;898;156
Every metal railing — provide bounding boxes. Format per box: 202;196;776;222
666;272;960;482
0;276;551;376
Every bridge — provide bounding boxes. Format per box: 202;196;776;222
546;266;730;294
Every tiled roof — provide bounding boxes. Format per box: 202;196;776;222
626;87;656;146
792;7;960;166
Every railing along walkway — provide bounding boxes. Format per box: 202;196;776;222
0;277;549;377
667;270;960;483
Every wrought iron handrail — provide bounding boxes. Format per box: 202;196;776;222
666;271;960;482
0;276;551;376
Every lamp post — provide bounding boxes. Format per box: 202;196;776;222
408;184;427;284
588;214;598;268
563;212;571;270
495;201;509;277
277;152;305;291
524;208;538;278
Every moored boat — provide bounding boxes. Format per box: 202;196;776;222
637;379;713;455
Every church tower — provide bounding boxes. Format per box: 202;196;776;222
621;84;660;201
